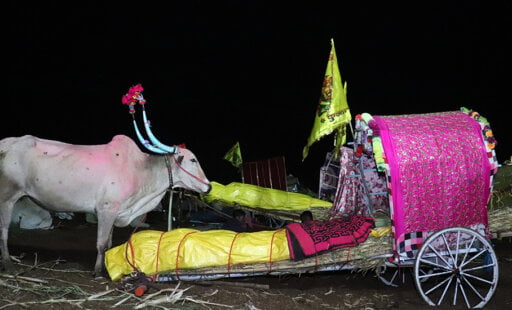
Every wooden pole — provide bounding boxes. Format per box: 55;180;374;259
167;190;174;231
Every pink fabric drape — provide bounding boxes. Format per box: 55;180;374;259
330;147;388;218
373;111;490;242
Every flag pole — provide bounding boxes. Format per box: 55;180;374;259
302;38;351;160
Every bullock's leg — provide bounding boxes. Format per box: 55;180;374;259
94;210;116;278
0;198;17;271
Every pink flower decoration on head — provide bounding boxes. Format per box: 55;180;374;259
122;94;135;105
122;84;145;105
131;84;144;93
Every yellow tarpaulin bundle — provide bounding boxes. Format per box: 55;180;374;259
105;228;290;281
202;181;332;211
369;226;391;238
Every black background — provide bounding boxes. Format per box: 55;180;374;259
7;1;509;191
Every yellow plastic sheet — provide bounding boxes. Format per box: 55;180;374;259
202;181;332;211
105;228;290;281
370;226;391;238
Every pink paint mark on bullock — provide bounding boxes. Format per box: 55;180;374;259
118;178;140;200
35;140;67;156
84;152;110;165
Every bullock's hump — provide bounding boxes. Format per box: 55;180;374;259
110;135;137;147
107;135;146;160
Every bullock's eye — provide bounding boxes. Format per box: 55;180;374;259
191;158;197;163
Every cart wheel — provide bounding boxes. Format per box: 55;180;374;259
413;227;499;308
377;264;424;287
377;265;403;287
265;216;286;229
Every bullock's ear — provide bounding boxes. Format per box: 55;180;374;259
177;155;184;164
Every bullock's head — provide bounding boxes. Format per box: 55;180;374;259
169;147;211;194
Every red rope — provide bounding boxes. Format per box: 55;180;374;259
175;231;198;280
346;248;351;262
153;231;166;279
394;250;402;279
172;156;209;186
123;213;149;273
227;233;241;276
268;229;283;273
125;238;137;272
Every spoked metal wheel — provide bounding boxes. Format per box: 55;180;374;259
265;216;286;229
414;227;499;308
377;264;405;287
378;264;429;287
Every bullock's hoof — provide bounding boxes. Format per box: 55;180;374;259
1;260;19;273
1;260;14;270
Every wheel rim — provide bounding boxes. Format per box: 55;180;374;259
413;227;499;308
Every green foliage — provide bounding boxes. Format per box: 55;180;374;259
490;165;512;211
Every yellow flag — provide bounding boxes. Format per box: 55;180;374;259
303;39;351;160
223;142;243;168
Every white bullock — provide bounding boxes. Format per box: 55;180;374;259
0;134;210;276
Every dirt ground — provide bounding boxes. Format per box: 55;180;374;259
1;213;511;310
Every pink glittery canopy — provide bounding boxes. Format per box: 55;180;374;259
373;111;491;242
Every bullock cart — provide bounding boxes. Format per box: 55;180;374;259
106;108;506;308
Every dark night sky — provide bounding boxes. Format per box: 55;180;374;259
7;1;510;191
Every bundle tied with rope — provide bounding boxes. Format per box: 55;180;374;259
105;228;290;281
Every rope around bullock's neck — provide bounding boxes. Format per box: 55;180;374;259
164;154;175;189
163;154;209;230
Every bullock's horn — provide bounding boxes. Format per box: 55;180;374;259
122;84;177;154
132;119;169;154
141;106;177;154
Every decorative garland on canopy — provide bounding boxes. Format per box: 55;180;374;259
122;84;177;154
